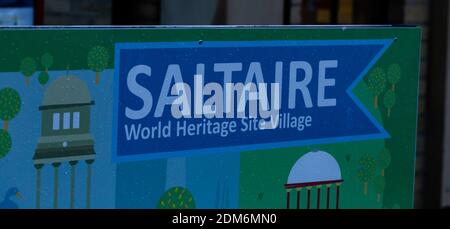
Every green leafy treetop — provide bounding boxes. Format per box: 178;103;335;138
156;186;196;209
373;175;386;203
87;46;109;85
378;148;391;176
20;57;37;86
41;53;54;73
383;90;396;117
0;129;12;159
0;88;21;131
387;63;401;91
38;71;50;88
367;67;386;109
357;153;376;195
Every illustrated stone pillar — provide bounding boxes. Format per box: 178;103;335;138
296;188;302;209
69;161;78;209
52;162;61;209
336;183;341;209
34;164;44;209
326;184;331;209
306;186;312;209
316;185;322;209
286;189;291;209
86;159;94;209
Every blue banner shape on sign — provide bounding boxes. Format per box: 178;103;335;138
112;40;392;162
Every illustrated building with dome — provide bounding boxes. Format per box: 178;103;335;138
284;150;343;209
33;76;95;209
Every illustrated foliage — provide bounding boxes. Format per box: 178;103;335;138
87;46;109;72
373;175;386;193
387;63;401;88
367;67;386;96
0;88;21;122
378;148;391;171
156;186;196;209
20;57;37;77
357;153;376;182
383;90;396;109
0;129;12;159
345;154;351;163
257;192;264;200
41;53;54;71
38;71;49;85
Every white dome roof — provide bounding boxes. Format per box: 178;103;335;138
287;150;342;184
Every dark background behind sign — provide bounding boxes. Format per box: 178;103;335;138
1;0;447;209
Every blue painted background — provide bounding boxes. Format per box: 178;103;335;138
114;40;391;161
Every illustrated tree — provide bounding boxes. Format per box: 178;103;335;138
345;154;351;163
383;90;396;117
378;148;391;177
156;186;196;209
357;153;376;196
20;57;37;86
387;63;401;91
41;53;53;73
0;88;21;131
38;71;50;88
367;67;386;109
342;154;353;177
0;129;12;159
87;46;109;85
257;192;264;200
373;175;386;203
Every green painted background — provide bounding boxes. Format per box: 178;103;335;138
0;26;421;208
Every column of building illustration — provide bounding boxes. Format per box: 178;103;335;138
33;76;96;209
285;181;342;209
285;150;343;209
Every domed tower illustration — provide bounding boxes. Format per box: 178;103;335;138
284;150;343;209
33;76;95;209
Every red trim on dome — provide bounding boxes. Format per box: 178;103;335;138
284;179;343;189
